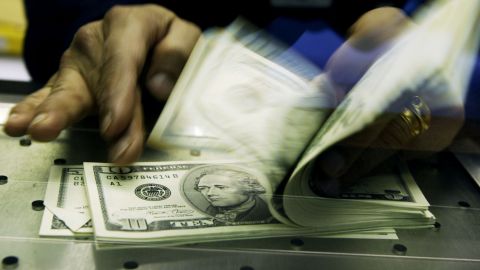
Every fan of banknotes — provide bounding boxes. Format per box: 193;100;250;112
39;0;479;245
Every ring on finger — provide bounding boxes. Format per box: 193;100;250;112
400;95;431;137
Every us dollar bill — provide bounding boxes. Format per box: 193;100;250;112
83;161;307;244
39;166;93;237
83;161;406;244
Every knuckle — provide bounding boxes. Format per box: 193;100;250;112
104;5;128;23
70;22;102;65
73;24;96;45
184;20;201;36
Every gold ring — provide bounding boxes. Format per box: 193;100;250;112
376;96;432;148
399;96;431;137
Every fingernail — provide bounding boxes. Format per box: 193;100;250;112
317;151;345;178
30;113;48;127
110;138;132;162
101;112;112;134
147;73;174;100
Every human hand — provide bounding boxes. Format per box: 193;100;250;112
312;7;465;194
3;4;201;163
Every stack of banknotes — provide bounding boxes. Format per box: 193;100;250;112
39;160;428;244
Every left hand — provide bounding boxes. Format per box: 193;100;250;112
3;4;201;163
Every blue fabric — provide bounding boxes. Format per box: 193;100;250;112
402;0;426;16
267;17;342;70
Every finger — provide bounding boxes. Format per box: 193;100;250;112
13;20;104;141
4;75;57;136
348;7;412;50
97;5;175;141
108;88;145;163
146;18;201;100
27;68;94;141
4;86;52;137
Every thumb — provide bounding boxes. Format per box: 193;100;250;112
146;18;201;100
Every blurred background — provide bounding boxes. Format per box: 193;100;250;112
0;0;30;81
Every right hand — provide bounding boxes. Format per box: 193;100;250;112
3;4;201;163
312;7;465;194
